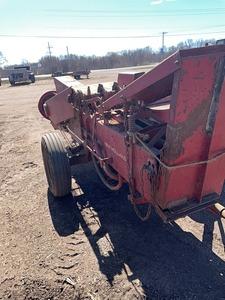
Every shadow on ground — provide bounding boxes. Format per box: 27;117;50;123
48;163;225;299
9;82;34;87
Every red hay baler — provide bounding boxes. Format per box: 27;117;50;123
38;44;225;222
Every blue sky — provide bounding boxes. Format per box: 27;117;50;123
1;0;225;64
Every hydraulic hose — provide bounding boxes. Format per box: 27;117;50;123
92;154;123;191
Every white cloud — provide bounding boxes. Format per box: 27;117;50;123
150;0;176;4
150;0;163;5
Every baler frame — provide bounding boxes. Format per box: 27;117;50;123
39;44;225;222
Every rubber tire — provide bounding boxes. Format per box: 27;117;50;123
30;75;35;83
41;132;71;197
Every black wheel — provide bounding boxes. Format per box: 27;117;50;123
30;75;35;83
9;80;15;86
41;132;71;197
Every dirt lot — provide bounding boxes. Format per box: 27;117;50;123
0;68;225;299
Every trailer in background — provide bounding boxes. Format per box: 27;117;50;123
73;69;90;80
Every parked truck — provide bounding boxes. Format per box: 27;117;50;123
8;65;35;86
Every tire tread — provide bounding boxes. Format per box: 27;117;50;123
41;131;71;197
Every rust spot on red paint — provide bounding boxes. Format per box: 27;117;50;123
163;97;211;162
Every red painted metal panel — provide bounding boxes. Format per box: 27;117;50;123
54;77;68;93
201;76;225;198
94;120;156;203
164;53;224;165
45;87;74;126
102;52;180;111
117;72;144;87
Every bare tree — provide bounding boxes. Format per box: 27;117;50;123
0;51;7;66
35;38;217;75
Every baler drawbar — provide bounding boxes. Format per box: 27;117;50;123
38;44;225;222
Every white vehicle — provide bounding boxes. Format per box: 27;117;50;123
8;65;35;86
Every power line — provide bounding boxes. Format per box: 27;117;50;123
168;30;225;37
39;8;225;18
44;8;225;12
44;12;225;18
0;34;160;39
46;24;225;31
1;30;225;39
43;8;225;15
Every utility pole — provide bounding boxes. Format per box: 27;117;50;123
47;42;53;74
47;42;53;58
161;32;168;54
66;46;70;58
66;46;70;72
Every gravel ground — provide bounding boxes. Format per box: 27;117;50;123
0;69;225;299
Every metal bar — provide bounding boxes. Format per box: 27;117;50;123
157;193;219;223
101;52;180;111
206;57;225;134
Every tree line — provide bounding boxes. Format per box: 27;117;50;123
0;38;215;76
